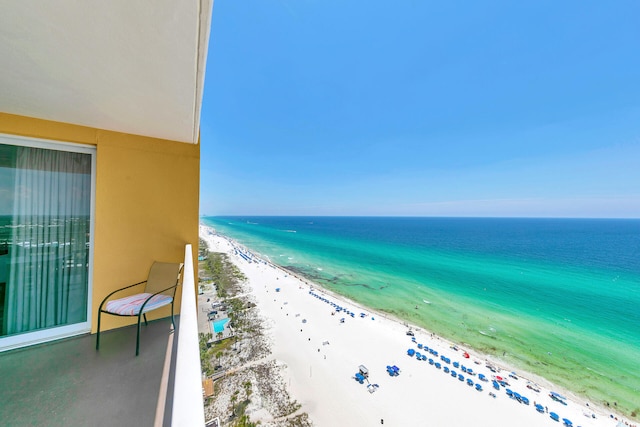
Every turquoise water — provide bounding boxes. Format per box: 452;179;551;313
202;216;640;418
212;318;230;334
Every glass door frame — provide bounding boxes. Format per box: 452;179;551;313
0;133;96;351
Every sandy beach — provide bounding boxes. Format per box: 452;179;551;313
200;224;633;427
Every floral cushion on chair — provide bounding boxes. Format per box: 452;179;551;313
104;293;173;316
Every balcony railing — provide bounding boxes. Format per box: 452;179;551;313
171;243;205;426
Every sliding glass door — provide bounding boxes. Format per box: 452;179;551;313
0;135;95;350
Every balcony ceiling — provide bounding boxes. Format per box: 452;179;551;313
0;1;212;144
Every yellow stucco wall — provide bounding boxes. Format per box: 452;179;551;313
0;112;200;332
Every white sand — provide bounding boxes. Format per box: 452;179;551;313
201;224;631;427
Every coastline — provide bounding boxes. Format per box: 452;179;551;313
200;224;634;426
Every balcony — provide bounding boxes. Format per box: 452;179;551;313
0;244;205;426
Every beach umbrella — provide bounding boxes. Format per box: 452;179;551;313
550;412;560;422
562;418;573;426
535;404;544;413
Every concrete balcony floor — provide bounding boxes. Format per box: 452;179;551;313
0;317;178;427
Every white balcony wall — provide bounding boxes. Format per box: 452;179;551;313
172;244;205;426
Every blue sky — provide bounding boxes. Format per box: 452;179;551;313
199;1;640;217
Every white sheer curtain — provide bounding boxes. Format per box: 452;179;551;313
3;146;91;336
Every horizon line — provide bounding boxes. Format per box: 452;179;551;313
200;214;640;220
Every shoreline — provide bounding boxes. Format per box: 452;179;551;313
200;224;635;426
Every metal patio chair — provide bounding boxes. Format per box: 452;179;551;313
96;261;183;356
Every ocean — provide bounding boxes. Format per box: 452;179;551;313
201;216;640;416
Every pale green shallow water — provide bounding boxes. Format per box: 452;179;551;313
202;216;640;418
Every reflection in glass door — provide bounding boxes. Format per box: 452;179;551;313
0;136;94;349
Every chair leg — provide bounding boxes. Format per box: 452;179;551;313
96;310;102;350
171;301;175;328
143;313;148;326
136;314;143;356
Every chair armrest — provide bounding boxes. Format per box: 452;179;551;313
98;280;147;312
138;283;180;314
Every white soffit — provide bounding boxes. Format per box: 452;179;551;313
0;0;213;144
